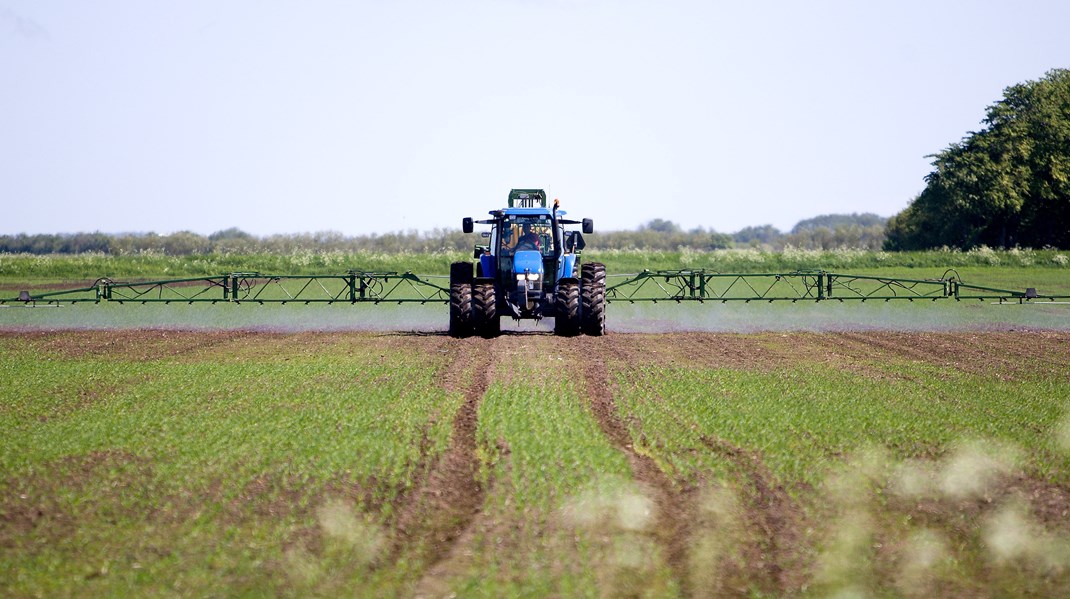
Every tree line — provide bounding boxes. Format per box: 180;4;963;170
0;214;888;256
885;68;1070;250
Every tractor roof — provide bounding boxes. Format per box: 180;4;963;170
508;189;546;208
495;189;569;217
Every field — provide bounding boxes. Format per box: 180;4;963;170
2;330;1070;597
2;253;1070;596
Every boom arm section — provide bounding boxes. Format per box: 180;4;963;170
2;271;450;305
5;268;1066;306
605;269;1068;304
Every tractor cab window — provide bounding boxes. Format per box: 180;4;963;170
499;216;554;257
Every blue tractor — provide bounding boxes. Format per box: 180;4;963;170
450;189;606;337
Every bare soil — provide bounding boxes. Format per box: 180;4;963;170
583;330;1070;380
0;329;253;362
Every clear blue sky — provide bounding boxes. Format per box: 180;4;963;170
2;1;1068;236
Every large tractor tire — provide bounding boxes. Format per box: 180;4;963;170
581;262;606;336
449;262;474;337
554;279;581;336
472;281;500;338
581;261;606;289
451;261;474;285
449;284;473;337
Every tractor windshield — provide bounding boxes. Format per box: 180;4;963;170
499;215;554;257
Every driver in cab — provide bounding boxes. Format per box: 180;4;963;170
516;224;540;251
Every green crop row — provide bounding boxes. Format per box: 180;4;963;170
440;340;679;597
3;332;1069;596
615;363;1070;488
609;347;1070;596
0;334;460;597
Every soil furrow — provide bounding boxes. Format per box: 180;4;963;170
596;334;808;596
831;331;1070;380
571;335;696;597
389;336;493;580
698;435;807;595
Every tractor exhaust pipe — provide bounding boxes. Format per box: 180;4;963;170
551;198;563;264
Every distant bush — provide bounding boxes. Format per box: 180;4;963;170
0;213;891;258
584;246;1068;274
0;229;475;257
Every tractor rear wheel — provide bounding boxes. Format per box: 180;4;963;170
449;262;474;337
554;280;581;336
472;282;500;338
581;262;606;336
449;283;473;337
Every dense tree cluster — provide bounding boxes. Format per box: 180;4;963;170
791;213;887;233
886;69;1070;250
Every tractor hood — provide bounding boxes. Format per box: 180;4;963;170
512;250;544;278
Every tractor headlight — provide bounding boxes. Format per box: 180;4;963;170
526;273;540;281
516;274;526;281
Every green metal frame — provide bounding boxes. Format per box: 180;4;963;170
604;269;1068;304
2;271;450;305
507;188;547;208
5;268;1066;306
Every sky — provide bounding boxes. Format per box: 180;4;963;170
2;1;1068;237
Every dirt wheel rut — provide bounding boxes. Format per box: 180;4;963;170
568;335;696;597
698;434;806;595
389;337;492;577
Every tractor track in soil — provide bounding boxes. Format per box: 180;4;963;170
697;435;808;595
568;335;697;597
389;336;493;588
577;334;810;596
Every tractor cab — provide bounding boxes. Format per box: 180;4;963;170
489;212;555;314
500;218;552;256
484;212;555;274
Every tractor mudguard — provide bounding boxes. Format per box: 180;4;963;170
479;253;496;279
558;254;577;281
